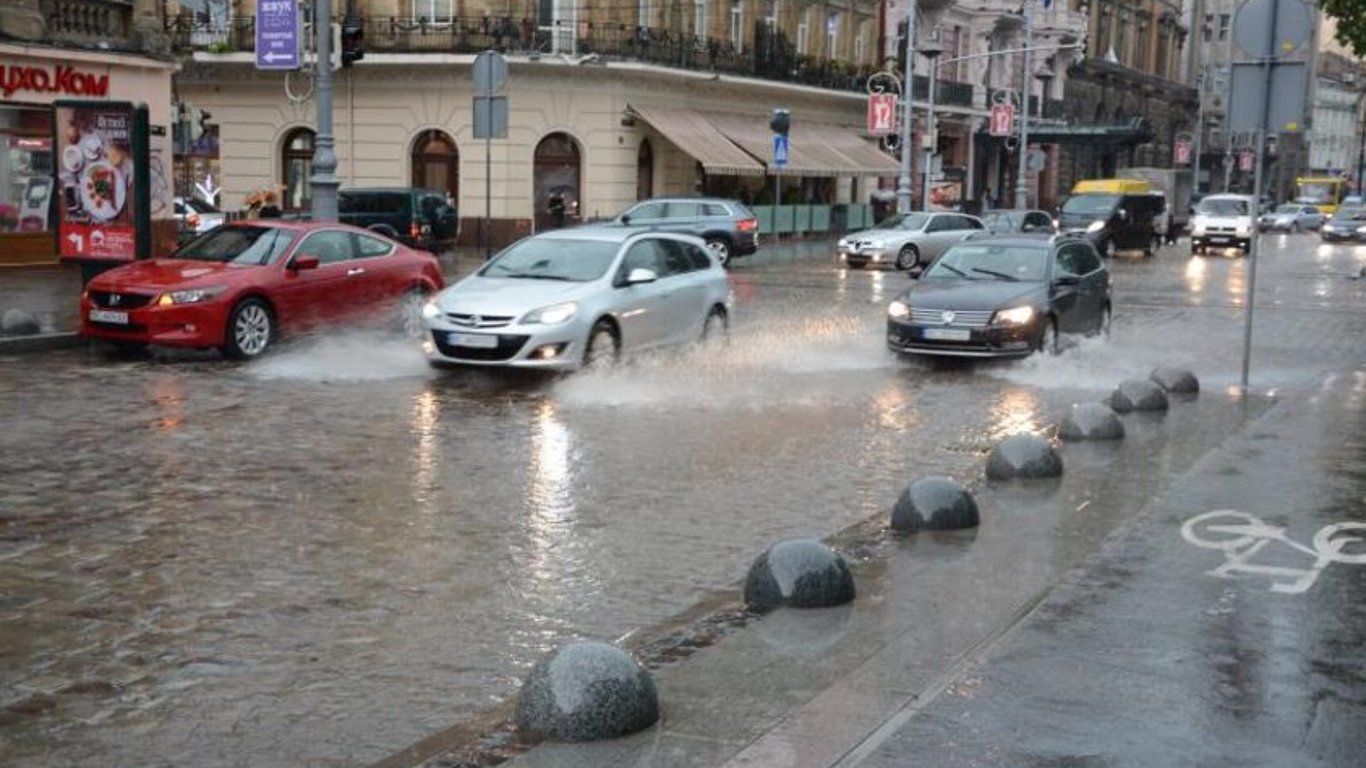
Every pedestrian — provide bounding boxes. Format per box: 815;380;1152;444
258;192;282;219
548;191;567;228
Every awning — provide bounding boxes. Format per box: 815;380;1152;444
628;104;766;176
705;112;853;177
819;128;901;175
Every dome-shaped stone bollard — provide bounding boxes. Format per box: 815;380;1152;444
1109;379;1170;413
891;476;980;533
1149;366;1200;395
1;308;40;336
1058;402;1126;442
985;434;1063;480
515;641;660;742
744;539;855;613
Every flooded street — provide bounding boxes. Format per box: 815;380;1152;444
2;236;1365;767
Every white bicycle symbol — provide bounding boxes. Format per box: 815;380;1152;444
1181;510;1366;594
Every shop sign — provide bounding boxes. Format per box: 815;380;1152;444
0;64;109;99
56;102;145;262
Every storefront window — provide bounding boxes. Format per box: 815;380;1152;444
281;127;315;212
0;106;55;237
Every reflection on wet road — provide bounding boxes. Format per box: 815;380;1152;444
2;236;1364;767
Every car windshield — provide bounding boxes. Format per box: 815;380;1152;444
1062;194;1119;216
1274;204;1300;214
1198;198;1250;216
1335;207;1366;222
870;213;929;231
981;213;1022;230
926;244;1048;282
173;225;296;265
480;238;619;282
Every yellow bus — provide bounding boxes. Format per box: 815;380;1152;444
1295;177;1349;215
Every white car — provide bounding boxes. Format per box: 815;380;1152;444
1258;203;1325;232
173;197;225;235
422;228;731;370
837;212;986;270
1190;194;1257;255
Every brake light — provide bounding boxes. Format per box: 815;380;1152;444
410;221;422;240
738;218;758;233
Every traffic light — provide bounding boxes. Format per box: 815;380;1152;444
770;108;790;136
198;110;212;137
341;19;364;67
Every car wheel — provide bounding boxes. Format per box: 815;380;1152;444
221;298;274;361
846;259;867;269
582;319;619;369
700;306;729;345
895;245;919;271
397;287;430;339
1037;316;1061;356
705;238;732;268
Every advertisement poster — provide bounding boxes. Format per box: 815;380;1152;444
56;102;137;261
929;180;963;212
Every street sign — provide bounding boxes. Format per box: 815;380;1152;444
1239;151;1255;172
1175;139;1192;165
255;0;301;71
1228;62;1307;133
473;95;508;140
989;104;1014;137
773;134;789;168
1026;148;1046;173
473;50;508;95
1233;0;1313;59
867;93;896;135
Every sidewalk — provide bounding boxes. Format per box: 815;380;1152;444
400;367;1366;768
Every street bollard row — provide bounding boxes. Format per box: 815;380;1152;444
513;365;1202;744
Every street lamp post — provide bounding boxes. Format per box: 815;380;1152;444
896;0;919;214
310;0;340;220
919;37;944;212
1193;66;1207;195
1013;1;1034;210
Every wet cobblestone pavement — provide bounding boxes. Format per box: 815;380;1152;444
2;236;1365;767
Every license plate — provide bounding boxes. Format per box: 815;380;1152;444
449;332;498;349
89;309;128;324
923;328;971;342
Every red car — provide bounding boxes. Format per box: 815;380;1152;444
80;221;445;359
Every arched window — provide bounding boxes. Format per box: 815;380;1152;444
636;139;653;201
411;129;459;200
280;127;315;212
534;132;582;230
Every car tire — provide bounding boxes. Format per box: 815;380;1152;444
1038;316;1061;356
700;305;729;345
895;245;919;271
221;298;274;361
705;238;732;268
845;259;867;269
582;319;619;369
397;287;430;339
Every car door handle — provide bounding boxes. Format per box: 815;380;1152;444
347;268;366;277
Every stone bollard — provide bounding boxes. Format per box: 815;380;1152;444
1109;379;1169;413
891;476;980;533
985;434;1063;480
744;539;855;613
1149;366;1199;395
1;309;40;336
1058;402;1126;442
515;641;659;741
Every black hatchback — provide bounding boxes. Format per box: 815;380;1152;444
886;235;1112;358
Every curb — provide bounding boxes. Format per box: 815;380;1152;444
0;332;83;355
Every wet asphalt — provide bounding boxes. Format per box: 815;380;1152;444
2;234;1365;767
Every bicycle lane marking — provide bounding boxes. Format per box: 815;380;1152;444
1180;510;1366;595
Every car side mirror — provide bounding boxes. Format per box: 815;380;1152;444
908;266;924;280
619;214;632;226
1117;208;1129;221
624;267;657;285
291;254;320;271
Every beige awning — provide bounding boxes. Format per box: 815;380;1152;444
705;111;899;177
628;104;766;176
820;127;902;175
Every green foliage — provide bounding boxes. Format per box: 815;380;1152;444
205;42;233;54
1322;0;1366;59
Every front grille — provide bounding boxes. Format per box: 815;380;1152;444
909;308;993;328
89;321;147;333
446;312;514;329
432;331;529;361
90;291;153;309
1208;226;1237;233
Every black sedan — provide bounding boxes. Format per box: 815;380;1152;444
887;235;1112;358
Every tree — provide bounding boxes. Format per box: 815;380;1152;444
1322;0;1366;59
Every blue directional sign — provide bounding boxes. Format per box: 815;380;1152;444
255;0;301;71
773;134;789;168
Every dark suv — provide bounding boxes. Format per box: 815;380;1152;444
613;197;759;266
338;188;458;250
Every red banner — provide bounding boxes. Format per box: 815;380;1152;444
56;104;137;262
989;105;1014;137
867;93;897;135
1174;140;1191;165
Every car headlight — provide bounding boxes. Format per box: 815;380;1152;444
156;286;226;306
521;301;578;325
1356;226;1366;234
888;300;911;320
421;299;442;320
991;305;1035;326
1086;220;1106;234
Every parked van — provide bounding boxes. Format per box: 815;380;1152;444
1190;194;1256;255
338;188;459;250
1056;179;1163;258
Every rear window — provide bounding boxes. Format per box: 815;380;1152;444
340;192;411;215
703;203;729;217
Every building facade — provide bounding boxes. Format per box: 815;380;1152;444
0;0;176;267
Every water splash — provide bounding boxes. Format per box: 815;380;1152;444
249;333;433;382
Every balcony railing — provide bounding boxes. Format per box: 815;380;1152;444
167;14;980;106
49;0;135;48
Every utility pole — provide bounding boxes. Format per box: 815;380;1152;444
310;0;340;220
896;0;918;214
1013;0;1034;210
1193;65;1207;195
